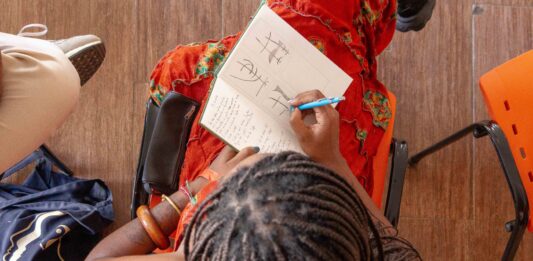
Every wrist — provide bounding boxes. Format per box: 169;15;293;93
168;177;208;209
188;177;209;195
315;151;346;170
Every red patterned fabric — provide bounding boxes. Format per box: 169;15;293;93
149;0;397;196
173;180;219;249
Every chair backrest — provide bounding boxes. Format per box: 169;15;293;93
479;50;533;232
371;91;397;208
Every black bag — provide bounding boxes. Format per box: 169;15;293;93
131;92;199;218
0;149;113;260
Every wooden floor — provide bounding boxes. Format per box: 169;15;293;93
1;0;532;259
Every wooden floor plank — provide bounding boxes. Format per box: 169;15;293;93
221;0;260;35
0;1;47;34
132;83;149;174
475;0;533;6
472;4;533;260
399;218;473;260
43;0;137;231
377;0;474;220
135;0;224;82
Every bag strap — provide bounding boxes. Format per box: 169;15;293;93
0;144;68;181
0;150;45;181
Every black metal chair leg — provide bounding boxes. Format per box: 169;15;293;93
409;120;528;260
409;124;479;165
385;139;408;228
39;145;73;176
474;121;529;261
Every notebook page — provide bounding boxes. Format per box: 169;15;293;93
200;5;352;152
202;79;302;152
218;5;352;131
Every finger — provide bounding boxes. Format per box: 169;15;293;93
290;108;312;138
289;89;326;106
217;145;238;162
289;90;334;120
230;146;260;163
313;105;338;126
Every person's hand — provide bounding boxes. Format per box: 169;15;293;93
289;90;343;166
209;145;260;176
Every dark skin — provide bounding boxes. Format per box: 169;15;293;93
86;90;393;261
86;146;261;261
86;177;208;260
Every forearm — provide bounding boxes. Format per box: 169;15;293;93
86;177;208;260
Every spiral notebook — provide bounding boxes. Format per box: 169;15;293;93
200;4;353;153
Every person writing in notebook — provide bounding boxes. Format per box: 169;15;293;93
87;90;420;261
89;0;434;259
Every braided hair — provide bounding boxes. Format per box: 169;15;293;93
183;151;384;260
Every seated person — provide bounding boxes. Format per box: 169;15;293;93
0;24;104;174
88;0;434;259
143;0;436;199
87;90;420;260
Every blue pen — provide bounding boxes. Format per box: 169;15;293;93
296;96;346;110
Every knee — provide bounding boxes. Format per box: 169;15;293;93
39;54;81;113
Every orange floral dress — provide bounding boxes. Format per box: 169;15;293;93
148;0;397;248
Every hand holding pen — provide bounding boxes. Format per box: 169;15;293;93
293;96;345;111
288;90;344;166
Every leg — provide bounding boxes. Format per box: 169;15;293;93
0;32;80;173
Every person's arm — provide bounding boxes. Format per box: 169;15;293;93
86;146;258;261
288;90;392;227
290;90;421;259
86;177;208;260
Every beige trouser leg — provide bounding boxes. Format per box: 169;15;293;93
0;32;80;174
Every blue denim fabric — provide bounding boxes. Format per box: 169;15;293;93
0;150;113;260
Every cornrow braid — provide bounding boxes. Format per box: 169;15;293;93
183;151;384;261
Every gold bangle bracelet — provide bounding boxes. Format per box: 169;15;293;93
162;194;181;216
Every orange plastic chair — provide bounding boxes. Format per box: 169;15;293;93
372;91;408;227
409;50;533;260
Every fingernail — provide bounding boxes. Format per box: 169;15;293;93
253;146;260;153
290;105;294;112
288;99;295;104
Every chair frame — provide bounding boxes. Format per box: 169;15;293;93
409;120;529;261
384;139;409;228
